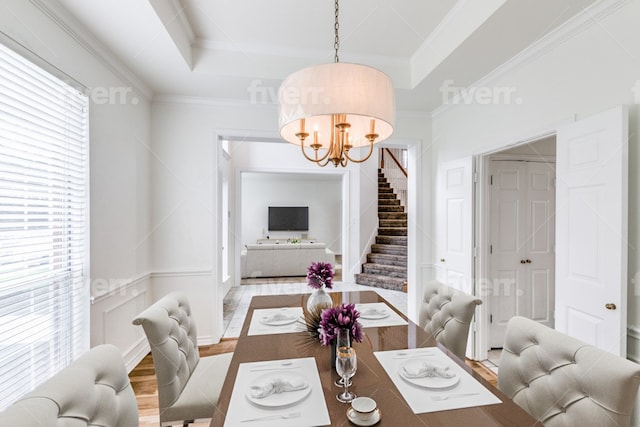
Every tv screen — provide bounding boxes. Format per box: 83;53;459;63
268;206;309;231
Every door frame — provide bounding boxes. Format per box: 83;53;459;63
474;132;556;361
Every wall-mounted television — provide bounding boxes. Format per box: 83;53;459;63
268;206;309;231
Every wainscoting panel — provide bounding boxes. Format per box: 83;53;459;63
90;274;152;371
150;270;223;346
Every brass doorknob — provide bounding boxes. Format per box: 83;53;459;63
440;258;446;263
526;259;532;263
520;260;526;264
605;303;617;310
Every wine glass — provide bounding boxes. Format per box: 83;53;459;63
336;345;357;403
335;328;352;387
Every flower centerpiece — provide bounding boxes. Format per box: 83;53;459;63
305;261;335;311
318;303;363;346
307;261;334;290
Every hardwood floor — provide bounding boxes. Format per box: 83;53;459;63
129;339;497;426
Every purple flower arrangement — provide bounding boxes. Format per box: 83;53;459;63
306;261;335;290
318;303;363;346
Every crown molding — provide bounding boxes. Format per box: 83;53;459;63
432;0;631;118
153;94;430;120
153;94;277;109
29;0;153;99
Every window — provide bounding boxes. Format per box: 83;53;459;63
0;42;89;409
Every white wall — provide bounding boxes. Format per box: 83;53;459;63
1;0;153;370
241;172;342;253
431;0;640;361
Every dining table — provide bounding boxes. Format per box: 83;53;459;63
210;290;542;426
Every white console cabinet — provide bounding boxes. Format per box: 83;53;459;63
240;242;335;278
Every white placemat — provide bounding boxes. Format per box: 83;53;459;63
374;347;501;414
355;302;408;328
248;307;305;336
223;357;331;427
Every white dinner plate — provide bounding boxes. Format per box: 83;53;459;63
398;359;459;389
260;313;299;326
246;372;311;408
359;308;390;320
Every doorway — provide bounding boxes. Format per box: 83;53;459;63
481;137;557;351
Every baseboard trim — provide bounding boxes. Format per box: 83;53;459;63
124;337;150;373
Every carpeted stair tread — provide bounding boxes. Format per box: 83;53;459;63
367;253;408;266
354;274;406;291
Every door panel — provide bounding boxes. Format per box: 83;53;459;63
556;106;628;356
489;160;555;347
436;158;473;295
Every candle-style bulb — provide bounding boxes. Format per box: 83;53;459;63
369;119;375;134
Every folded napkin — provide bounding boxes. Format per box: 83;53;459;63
249;376;309;399
263;313;296;322
362;308;387;317
402;362;455;379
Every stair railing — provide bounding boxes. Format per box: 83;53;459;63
380;148;408;209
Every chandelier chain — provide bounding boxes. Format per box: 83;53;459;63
334;0;340;63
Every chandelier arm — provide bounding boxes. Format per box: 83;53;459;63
343;139;375;164
319;156;332;167
300;140;330;163
300;139;329;163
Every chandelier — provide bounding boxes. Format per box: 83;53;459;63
277;0;395;167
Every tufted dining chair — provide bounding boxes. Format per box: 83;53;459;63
499;316;640;427
0;344;139;426
133;292;233;427
418;280;482;360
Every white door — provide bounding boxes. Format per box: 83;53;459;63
488;160;555;348
435;158;473;294
556;106;628;356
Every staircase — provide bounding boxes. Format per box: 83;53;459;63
355;170;408;292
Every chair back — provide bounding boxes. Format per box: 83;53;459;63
499;316;640;427
132;292;200;412
418;280;482;359
0;344;138;426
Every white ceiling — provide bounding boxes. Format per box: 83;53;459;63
56;0;599;112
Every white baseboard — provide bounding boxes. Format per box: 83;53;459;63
124;337;150;373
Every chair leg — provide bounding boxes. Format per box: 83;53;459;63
183;421;194;427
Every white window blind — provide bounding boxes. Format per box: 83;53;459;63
0;42;89;409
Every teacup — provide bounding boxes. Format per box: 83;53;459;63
350;396;377;422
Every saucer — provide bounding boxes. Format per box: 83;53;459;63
347;407;381;426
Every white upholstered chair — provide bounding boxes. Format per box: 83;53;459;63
132;292;233;427
499;316;640;427
0;344;139;426
418;280;482;360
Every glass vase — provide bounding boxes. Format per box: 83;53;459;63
306;287;332;312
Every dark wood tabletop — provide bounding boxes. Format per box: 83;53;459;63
210;290;542;426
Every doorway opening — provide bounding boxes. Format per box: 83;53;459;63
476;135;557;363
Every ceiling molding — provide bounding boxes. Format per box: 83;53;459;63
148;0;194;69
169;0;195;43
29;0;153;99
432;0;631;118
152;94;276;109
410;0;505;88
153;94;430;121
193;38;409;68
